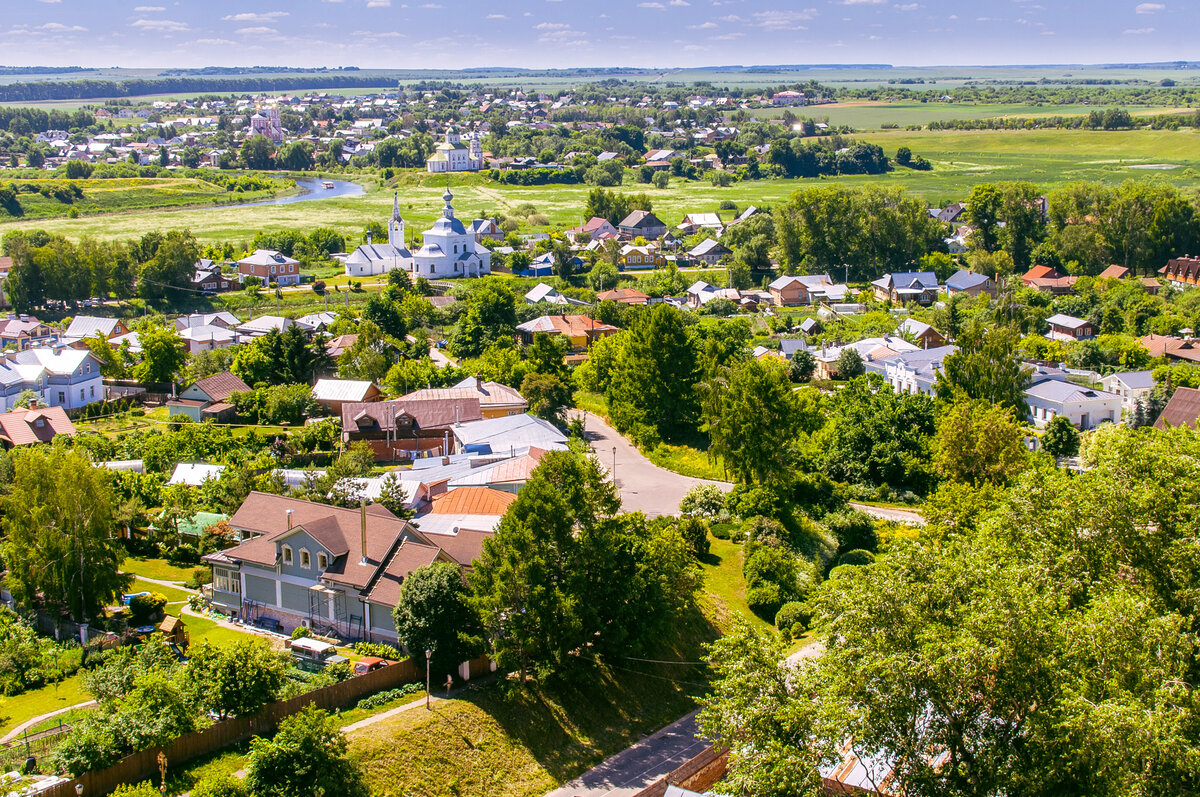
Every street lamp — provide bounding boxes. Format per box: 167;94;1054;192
425;649;432;710
612;446;617;485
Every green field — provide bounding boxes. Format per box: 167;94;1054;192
4;177;284;220
753;101;1195;130
3;128;1199;245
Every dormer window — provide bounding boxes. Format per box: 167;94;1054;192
282;545;293;565
300;548;311;569
318;552;328;570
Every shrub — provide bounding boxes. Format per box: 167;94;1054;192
290;626;311;640
838;549;876;567
312;280;326;295
190;776;249;797
351;641;403;659
356;682;422;710
110;783;160;797
746;583;784;620
823;509;879;554
775;601;810;632
677;516;710;558
710;523;734;541
128;592;167;624
679;483;726;519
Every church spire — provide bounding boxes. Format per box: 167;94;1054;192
392;192;401;222
442;179;454;220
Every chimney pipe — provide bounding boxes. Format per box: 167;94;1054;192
360;502;368;565
286;508;293;529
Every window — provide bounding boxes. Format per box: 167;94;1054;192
214;568;241;594
318;552;328;570
58;391;65;404
270;266;276;275
90;386;95;398
282;545;293;565
300;548;311;569
80;388;85;401
85;364;91;374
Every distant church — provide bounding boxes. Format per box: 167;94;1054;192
426;127;483;173
342;189;490;279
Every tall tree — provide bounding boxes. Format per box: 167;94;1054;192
134;324;188;386
936;323;1032;412
966;183;1004;253
183;639;287;719
703;358;801;485
392;562;484;678
933;400;1029;487
1;447;130;622
608;304;699;443
245;705;368;797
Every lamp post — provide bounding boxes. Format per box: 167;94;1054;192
425;649;432;710
612;446;617;485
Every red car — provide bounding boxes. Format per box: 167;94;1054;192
353;657;396;676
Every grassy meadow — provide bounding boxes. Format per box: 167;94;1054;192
2;128;1199;245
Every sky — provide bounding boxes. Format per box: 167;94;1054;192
1;0;1197;71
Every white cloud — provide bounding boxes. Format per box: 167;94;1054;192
751;9;817;29
1135;2;1164;11
366;0;391;6
1123;26;1155;32
35;0;61;4
717;14;744;21
669;0;691;5
236;26;277;35
196;37;236;45
710;32;743;39
37;22;86;31
419;2;443;7
842;0;885;4
133;5;165;10
486;13;507;18
131;18;189;31
221;12;289;22
533;22;570;28
688;21;718;28
894;3;918;10
638;2;666;7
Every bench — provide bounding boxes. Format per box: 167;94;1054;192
254;617;283;633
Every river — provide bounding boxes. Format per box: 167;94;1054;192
234;176;365;208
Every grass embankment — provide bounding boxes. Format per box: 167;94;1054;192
347;604;719;797
4;177;283;221
123;556;195;583
0;674;89;736
644;444;727;482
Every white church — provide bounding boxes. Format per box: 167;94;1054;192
342;189;490;279
343;194;412;278
426;127;483;173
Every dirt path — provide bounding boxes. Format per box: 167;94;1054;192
1;700;96;744
849;501;925;526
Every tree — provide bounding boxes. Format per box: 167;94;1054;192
183;639;287;719
702;429;1200;796
789;350;816;383
134;324;187;385
1041;414;1080;459
525;331;568;378
520;372;572;425
449;283;518;359
137;230;199;302
933;400;1029;487
362;292;407;340
966;183;1003;253
1;447;129;622
590;261;619;292
936;323;1032;412
392;562;484;678
608;304;698;444
245;705;368;797
276;141;314;171
240;135;274;171
336;320;393;383
550;239;575;280
835;348;864;379
703;358;801;485
84;331;130;379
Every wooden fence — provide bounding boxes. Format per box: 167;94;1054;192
42;656;487;797
632;745;729;797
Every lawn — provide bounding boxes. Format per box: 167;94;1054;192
699;536;771;634
334;689;428;727
8;126;1199;246
0;673;89;736
130;578;194;605
123;556;195;583
4;176;284;221
163;743;249;796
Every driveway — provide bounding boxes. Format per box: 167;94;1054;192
578;412;732;518
544;711;709;797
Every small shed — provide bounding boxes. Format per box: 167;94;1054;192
159;615;190;651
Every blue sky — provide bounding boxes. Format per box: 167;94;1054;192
1;1;1196;70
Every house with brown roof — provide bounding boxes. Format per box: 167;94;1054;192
516;314;619;349
204;492;493;642
1021;265;1077;295
1159;255;1200;288
596;287;650;305
325;334;358;359
1139;334;1200;364
0;315;59;350
341;397;483;460
1155;386;1200;430
400;376;527;419
168;372;251;423
0;404;75;447
617;210;667;241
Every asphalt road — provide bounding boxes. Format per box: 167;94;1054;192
544;711;709;797
579;412;732;518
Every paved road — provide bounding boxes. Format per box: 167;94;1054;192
544;711;709;797
849;501;925;526
579;412;732;518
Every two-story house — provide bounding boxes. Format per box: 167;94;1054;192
618;210;667;241
0;348;103;411
1045;313;1095;342
204;492;494;643
238;249;303;287
871;272;941;305
0;315;60;350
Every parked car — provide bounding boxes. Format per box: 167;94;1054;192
289;637;349;672
353;656;396;676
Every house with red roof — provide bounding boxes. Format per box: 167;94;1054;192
0;404;75;447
